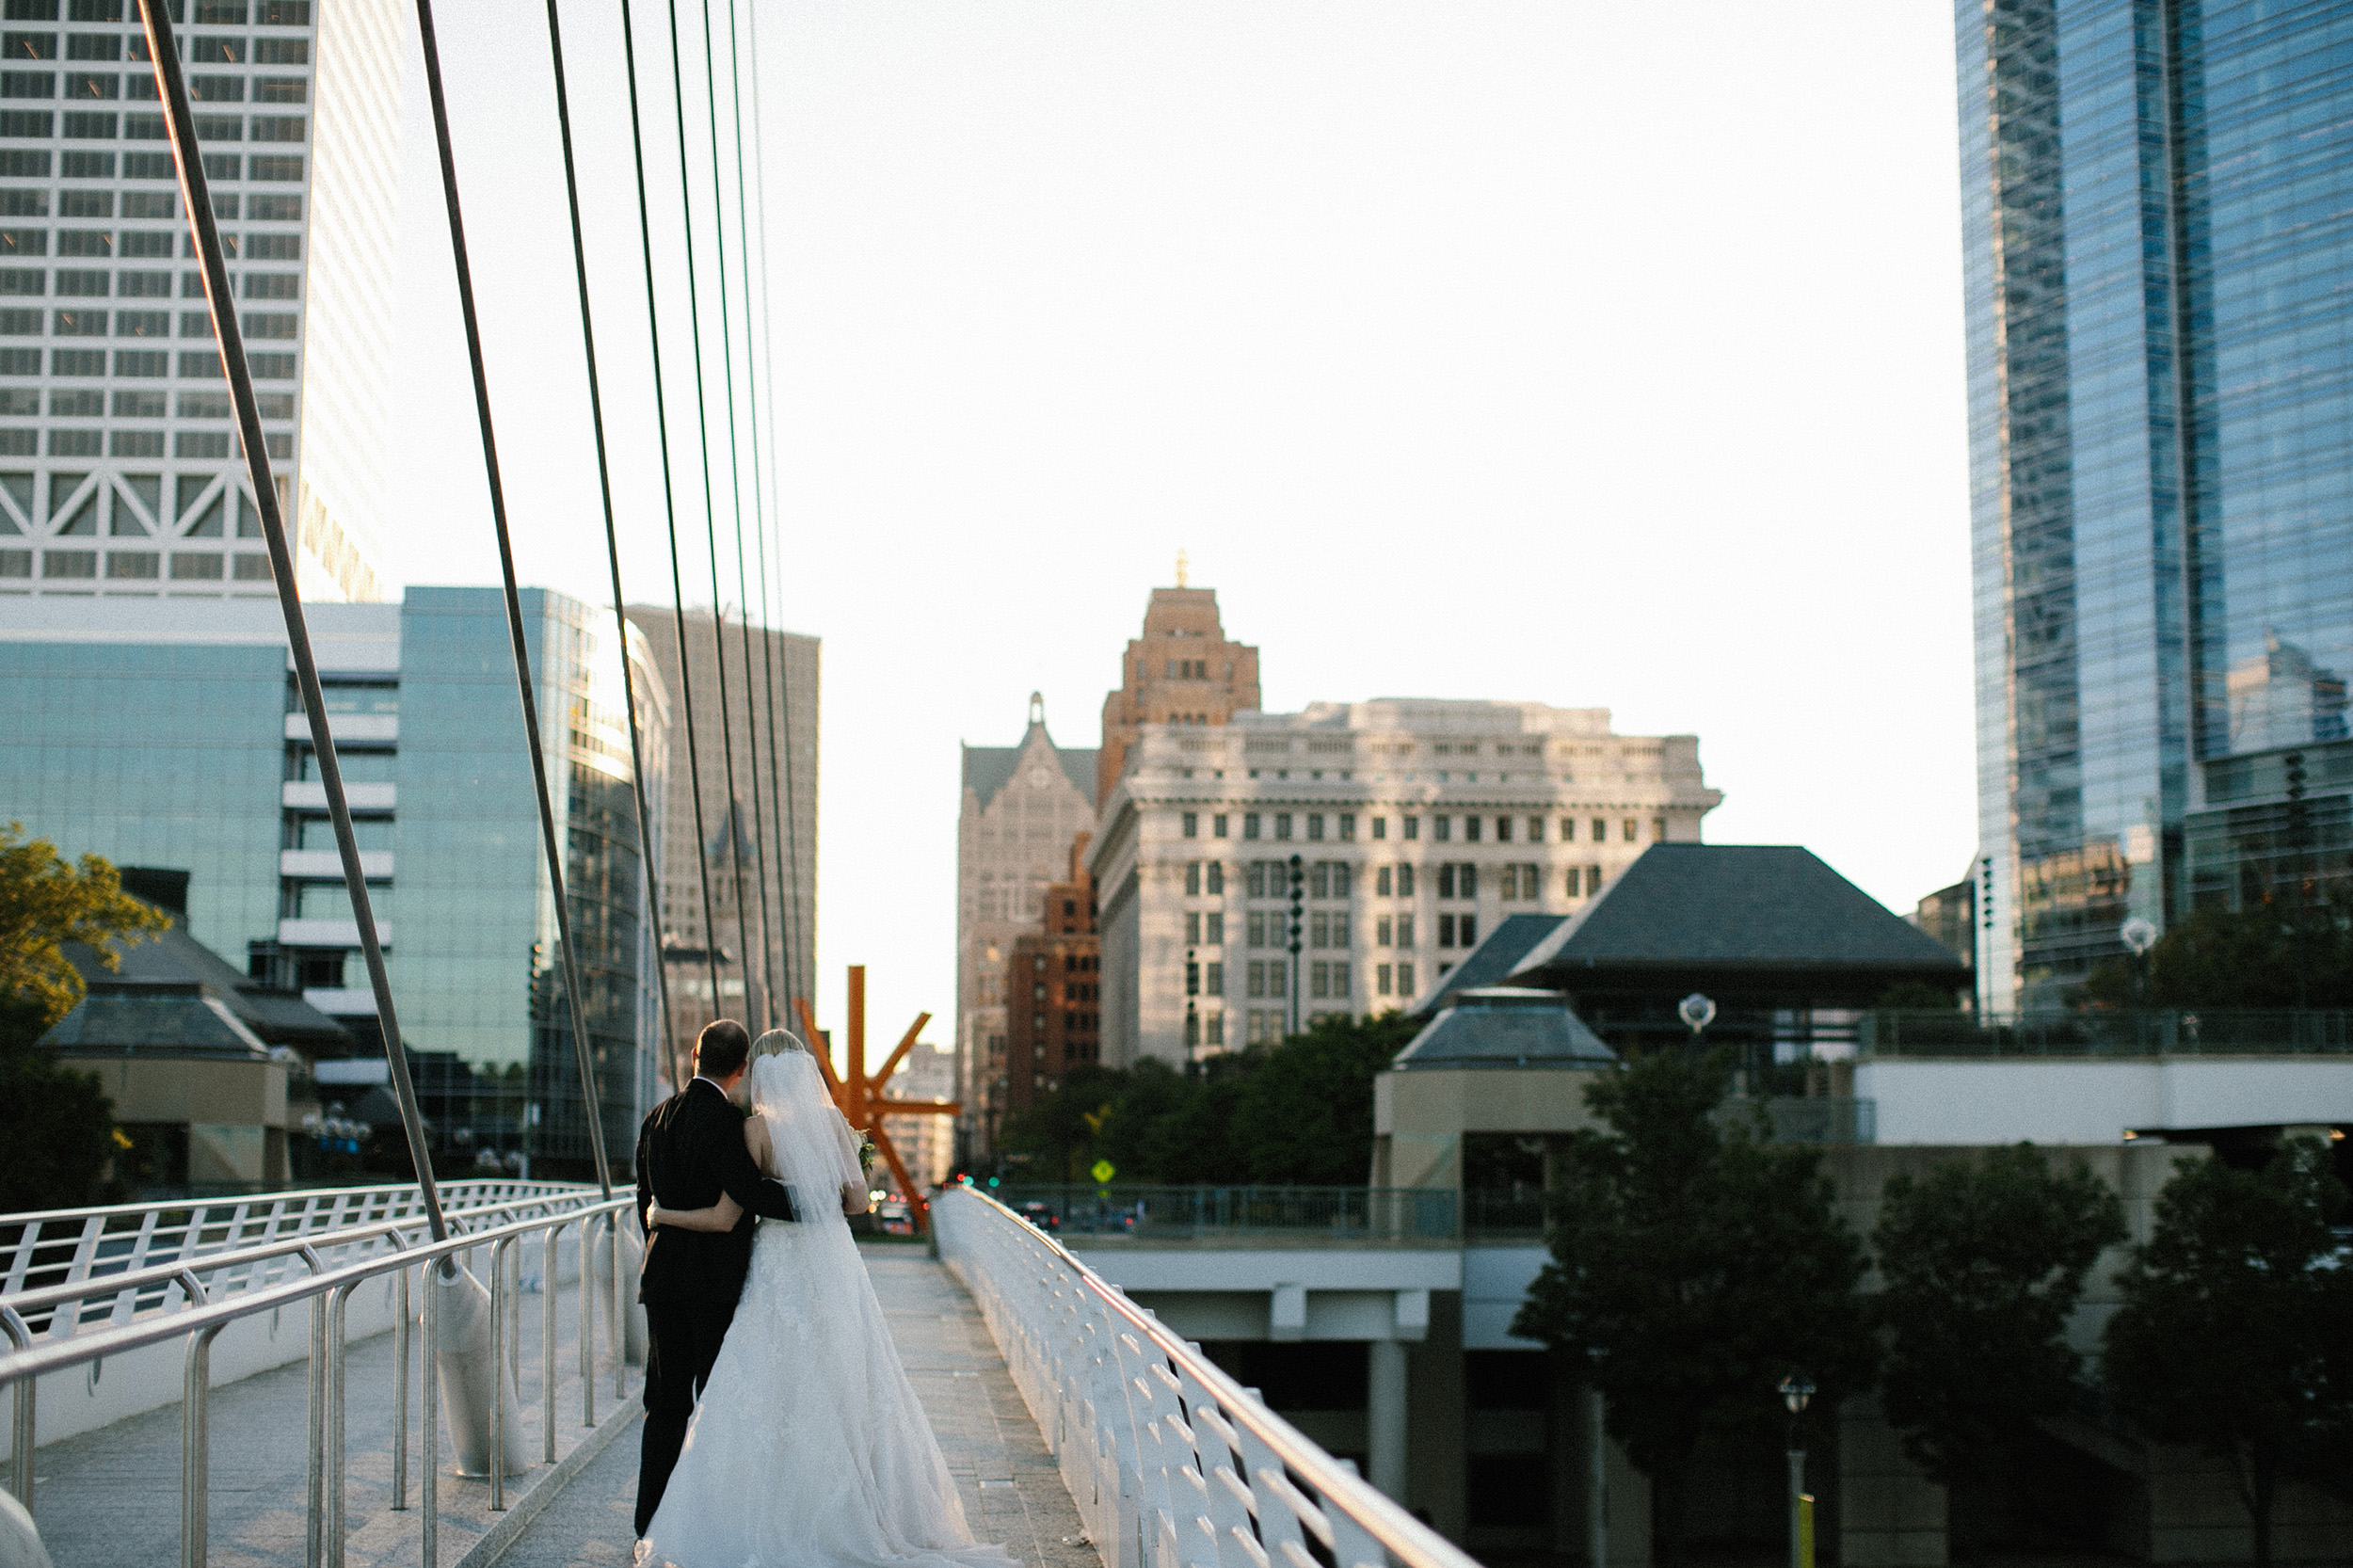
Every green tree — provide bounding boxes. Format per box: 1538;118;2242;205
2103;1141;2353;1567
1230;1011;1417;1184
1872;1145;2124;1510
1512;1048;1873;1564
2078;898;2353;1009
0;824;170;1209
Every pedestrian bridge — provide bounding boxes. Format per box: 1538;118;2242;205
0;1183;1475;1568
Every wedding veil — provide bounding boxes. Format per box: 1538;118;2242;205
747;1038;865;1219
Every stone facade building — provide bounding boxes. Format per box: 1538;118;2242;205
955;695;1096;1155
1096;585;1260;812
1086;698;1722;1068
1004;837;1101;1121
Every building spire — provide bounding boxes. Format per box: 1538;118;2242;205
1028;690;1045;728
1174;549;1190;588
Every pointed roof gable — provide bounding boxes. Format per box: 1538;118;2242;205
964;694;1097;812
1510;843;1965;985
1409;912;1569;1016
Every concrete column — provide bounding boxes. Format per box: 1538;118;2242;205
1368;1338;1408;1501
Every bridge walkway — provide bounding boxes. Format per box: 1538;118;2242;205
497;1251;1099;1568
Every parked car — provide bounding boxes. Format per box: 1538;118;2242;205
877;1196;915;1236
1016;1200;1059;1233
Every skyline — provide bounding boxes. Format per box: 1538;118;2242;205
363;3;1967;1041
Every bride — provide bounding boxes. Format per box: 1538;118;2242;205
635;1030;1016;1568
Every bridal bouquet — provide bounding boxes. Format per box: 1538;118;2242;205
856;1130;877;1176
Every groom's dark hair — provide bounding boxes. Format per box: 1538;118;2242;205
694;1019;751;1080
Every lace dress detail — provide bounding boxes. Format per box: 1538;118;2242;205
638;1054;1015;1568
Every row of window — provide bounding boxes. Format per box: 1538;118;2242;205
0;266;296;302
1196;858;1607;904
0;189;298;220
0;424;287;456
0;544;266;578
0;384;291;416
8;470;273;528
4;24;308;61
1183;809;1666;844
0;70;305;101
0;5;316;34
1;232;302;265
0;344;286;376
0;107;305;137
0;146;298;179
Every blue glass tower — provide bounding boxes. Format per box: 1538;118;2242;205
1961;0;2353;1008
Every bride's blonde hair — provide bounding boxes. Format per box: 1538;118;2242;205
750;1028;811;1060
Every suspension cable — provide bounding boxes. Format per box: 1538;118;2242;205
726;0;800;1020
697;0;780;1032
132;0;448;1240
743;0;809;1023
410;0;613;1198
616;0;726;1025
542;0;684;1096
664;0;762;1030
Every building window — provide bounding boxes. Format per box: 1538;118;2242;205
1182;811;1198;839
1396;913;1416;948
1306;812;1323;841
1436;863;1477;899
1396;864;1415;898
1460;915;1477;948
1333;961;1350;997
1593;818;1607;842
1376;915;1392;946
1204;960;1225;993
1371;816;1386;840
1438;913;1455;948
1213;813;1228;839
1338;813;1356;840
1244;812;1260;840
1403;816;1419;841
1465;815;1482;843
1247;1009;1283;1046
1561;817;1577;841
1205;1011;1224;1048
1207;862;1224;895
1310;961;1329;1000
1184;862;1200;896
1624;818;1638;842
1205;912;1224;945
1309;912;1327;950
1186;912;1201;944
1377;963;1393;996
1433;815;1451;842
1247;911;1267;948
1529;816;1545;842
1652;817;1667;840
1496;815;1512;842
1398;962;1415;996
1274;812;1292;840
1375;866;1391;897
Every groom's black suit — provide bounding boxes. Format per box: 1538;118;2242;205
633;1076;798;1536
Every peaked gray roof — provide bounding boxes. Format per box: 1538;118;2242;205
963;724;1097;811
41;981;273;1059
1410;913;1568;1016
1512;843;1965;981
1392;987;1618;1071
69;919;349;1051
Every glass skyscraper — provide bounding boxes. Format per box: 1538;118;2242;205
0;587;671;1172
1961;0;2353;1008
0;0;403;606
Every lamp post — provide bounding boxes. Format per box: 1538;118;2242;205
1287;854;1305;1037
1680;989;1721;1082
1780;1371;1815;1568
2121;918;2157;1013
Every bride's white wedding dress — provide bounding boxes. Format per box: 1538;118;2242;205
638;1050;1016;1568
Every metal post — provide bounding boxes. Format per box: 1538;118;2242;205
581;1214;599;1429
393;1263;410;1511
180;1323;221;1568
1588;1388;1608;1568
0;1304;33;1512
306;1292;326;1568
326;1282;356;1568
1786;1448;1805;1568
488;1238;510;1512
612;1210;628;1399
543;1222;561;1464
132;0;447;1246
423;1262;441;1568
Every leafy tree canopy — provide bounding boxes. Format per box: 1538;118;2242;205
1511;1048;1872;1564
1873;1144;2124;1488
2103;1140;2353;1566
996;1011;1418;1186
2078;898;2353;1009
0;824;169;1209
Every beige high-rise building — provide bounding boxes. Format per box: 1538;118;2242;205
955;695;1095;1157
626;605;818;1044
1096;585;1260;811
880;1039;956;1192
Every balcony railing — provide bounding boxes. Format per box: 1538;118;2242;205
1862;1009;2353;1058
993;1185;1460;1243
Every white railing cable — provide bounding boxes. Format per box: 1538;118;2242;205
934;1187;1483;1568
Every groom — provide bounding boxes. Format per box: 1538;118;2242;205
633;1018;800;1536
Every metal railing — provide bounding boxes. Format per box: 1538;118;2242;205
993;1186;1459;1243
1862;1008;2353;1058
936;1184;1482;1568
0;1184;638;1567
0;1179;586;1304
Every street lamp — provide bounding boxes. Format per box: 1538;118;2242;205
1780;1371;1816;1568
1287;854;1305;1037
2121;918;2158;1011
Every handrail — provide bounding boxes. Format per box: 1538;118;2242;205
936;1184;1483;1568
2;1187;607;1333
0;1192;638;1565
0;1178;579;1230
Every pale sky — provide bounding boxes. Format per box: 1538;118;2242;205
382;2;1974;1048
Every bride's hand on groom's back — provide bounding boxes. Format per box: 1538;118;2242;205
840;1181;869;1217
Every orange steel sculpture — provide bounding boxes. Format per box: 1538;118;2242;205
794;965;958;1233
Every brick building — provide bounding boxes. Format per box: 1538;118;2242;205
1096;584;1261;812
1004;836;1101;1115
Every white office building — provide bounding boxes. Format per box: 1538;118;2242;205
0;0;404;605
1087;699;1723;1068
